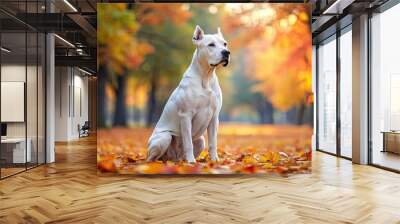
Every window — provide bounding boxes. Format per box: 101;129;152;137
317;36;337;154
339;27;352;158
371;3;400;171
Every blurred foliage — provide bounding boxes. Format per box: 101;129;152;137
221;4;312;111
97;3;153;75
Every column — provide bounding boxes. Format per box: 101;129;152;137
46;0;55;163
352;14;369;164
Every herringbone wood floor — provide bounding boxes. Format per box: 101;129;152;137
1;136;400;224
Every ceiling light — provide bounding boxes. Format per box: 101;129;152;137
1;47;11;53
76;48;85;55
322;0;355;15
323;0;341;14
54;34;75;48
63;0;78;12
78;67;92;76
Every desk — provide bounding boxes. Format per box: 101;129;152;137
1;138;31;163
382;131;400;154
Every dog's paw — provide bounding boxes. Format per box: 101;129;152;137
210;155;220;162
186;156;196;164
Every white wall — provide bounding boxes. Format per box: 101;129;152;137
1;65;28;138
1;82;25;122
71;73;89;138
54;67;89;141
55;67;70;141
1;64;36;137
1;64;46;164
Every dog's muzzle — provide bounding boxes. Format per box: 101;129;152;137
210;51;230;67
221;50;230;67
222;59;229;67
210;58;229;67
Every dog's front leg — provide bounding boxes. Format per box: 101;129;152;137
180;112;196;163
207;116;219;161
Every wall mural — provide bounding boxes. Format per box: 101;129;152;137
97;3;312;175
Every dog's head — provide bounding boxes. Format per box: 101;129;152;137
192;25;230;67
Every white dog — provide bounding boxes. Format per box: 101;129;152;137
147;25;230;163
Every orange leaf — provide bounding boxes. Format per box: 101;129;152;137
197;150;208;162
136;162;164;174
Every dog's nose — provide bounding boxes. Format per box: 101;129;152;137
221;50;230;58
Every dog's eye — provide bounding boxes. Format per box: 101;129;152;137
224;42;227;47
208;43;215;47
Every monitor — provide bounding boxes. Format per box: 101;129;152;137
1;123;7;137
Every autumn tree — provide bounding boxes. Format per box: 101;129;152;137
98;3;192;127
221;4;312;124
222;50;274;124
132;4;193;126
97;3;153;127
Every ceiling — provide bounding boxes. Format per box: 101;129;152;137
1;0;393;74
0;0;97;74
311;0;390;43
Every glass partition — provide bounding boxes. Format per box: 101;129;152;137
0;1;46;179
1;30;27;177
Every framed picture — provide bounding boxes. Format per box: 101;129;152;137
97;3;312;175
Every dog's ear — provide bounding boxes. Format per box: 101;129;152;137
193;25;204;44
217;27;224;39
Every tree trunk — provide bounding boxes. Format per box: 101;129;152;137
286;107;298;124
256;97;274;124
297;103;306;125
263;100;274;124
98;64;107;128
306;103;314;126
147;75;157;127
113;74;127;126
